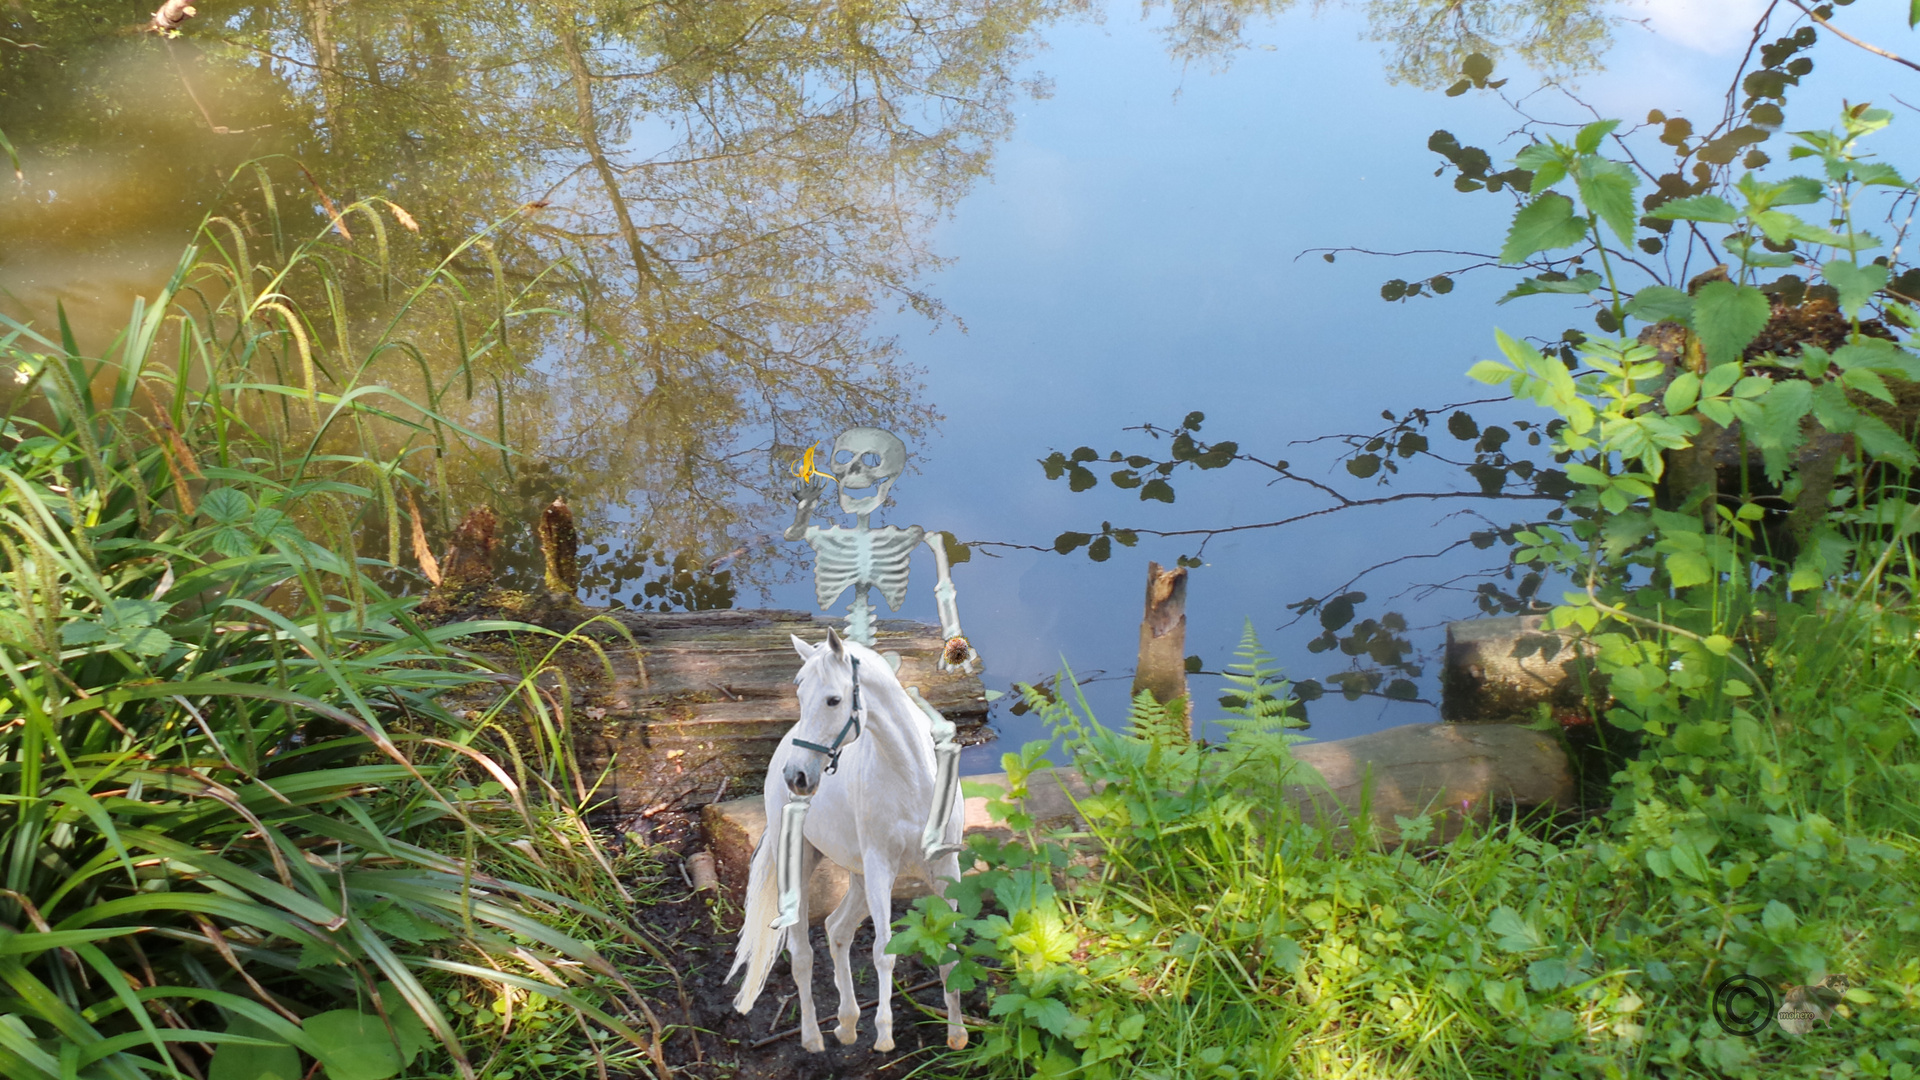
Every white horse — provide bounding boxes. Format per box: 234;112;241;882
728;629;969;1053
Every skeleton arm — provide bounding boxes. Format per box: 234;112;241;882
782;479;825;542
922;532;978;674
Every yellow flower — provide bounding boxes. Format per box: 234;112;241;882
790;440;835;483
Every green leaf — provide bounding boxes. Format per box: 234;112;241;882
1753;379;1813;451
307;1011;402;1080
1692;281;1771;367
1487;905;1544;952
1575;119;1620;155
1627;285;1693;325
1664;371;1701;414
209;1018;301;1080
377;985;431;1065
1649;194;1740;224
1501;193;1589;264
1023;997;1081;1038
1139;478;1174;503
1822;259;1889;319
1841;367;1895;403
1499;272;1603;304
1468;360;1515;385
1761;899;1797;936
200;487;252;525
1668;840;1709;883
1576;157;1641;247
1666;551;1712;588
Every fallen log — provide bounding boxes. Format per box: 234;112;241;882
445;607;988;813
702;721;1574;922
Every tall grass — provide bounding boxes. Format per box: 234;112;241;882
0;176;659;1080
903;621;1918;1079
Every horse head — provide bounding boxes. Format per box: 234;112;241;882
785;628;871;797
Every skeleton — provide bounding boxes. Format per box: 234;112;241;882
771;428;977;928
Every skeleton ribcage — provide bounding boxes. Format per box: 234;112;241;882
807;525;924;611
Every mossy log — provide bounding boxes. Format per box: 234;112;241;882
442;606;988;814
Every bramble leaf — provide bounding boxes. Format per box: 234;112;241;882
1501;193;1589;264
1649;194;1739;223
1822;259;1889;319
1692;281;1770;367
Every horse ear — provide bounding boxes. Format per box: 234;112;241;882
790;634;816;661
825;628;845;657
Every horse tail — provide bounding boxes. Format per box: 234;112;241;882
728;816;784;1013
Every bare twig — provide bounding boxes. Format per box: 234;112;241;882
1785;0;1920;73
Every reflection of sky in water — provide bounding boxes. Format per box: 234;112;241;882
749;3;1920;764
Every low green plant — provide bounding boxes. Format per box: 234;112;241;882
895;616;1915;1079
0;181;660;1080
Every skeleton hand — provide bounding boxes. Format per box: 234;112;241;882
939;635;979;675
783;478;825;540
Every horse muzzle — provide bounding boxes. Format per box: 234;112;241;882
783;761;821;797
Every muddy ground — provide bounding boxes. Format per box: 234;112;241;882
621;809;989;1080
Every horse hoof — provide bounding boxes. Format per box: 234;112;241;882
874;1035;895;1052
835;1023;858;1045
948;1030;969;1051
800;1033;826;1053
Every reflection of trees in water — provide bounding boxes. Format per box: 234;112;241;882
2;0;1068;599
3;0;1616;605
1154;0;1614;88
263;0;1074;589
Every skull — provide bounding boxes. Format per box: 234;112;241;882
829;427;906;517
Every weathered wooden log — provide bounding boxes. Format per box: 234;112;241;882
1287;722;1574;845
1441;615;1599;725
448;609;988;813
701;721;1574;920
1131;561;1189;725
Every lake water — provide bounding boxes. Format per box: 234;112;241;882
4;0;1913;769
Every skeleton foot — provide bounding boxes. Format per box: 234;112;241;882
800;1031;826;1053
874;1030;895;1053
948;1028;969;1051
835;1014;859;1045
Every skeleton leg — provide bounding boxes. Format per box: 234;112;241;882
771;794;812;930
905;686;963;859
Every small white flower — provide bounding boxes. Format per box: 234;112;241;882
12;364;29;384
1669;659;1684;671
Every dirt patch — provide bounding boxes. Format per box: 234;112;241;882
621;809;987;1080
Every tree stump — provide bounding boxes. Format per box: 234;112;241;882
1131;561;1189;728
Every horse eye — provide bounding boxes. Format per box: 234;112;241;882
825;695;842;707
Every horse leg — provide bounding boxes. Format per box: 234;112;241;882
787;844;826;1053
862;868;902;1051
825;873;869;1044
929;848;969;1050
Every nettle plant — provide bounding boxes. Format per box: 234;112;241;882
1470;101;1920;742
